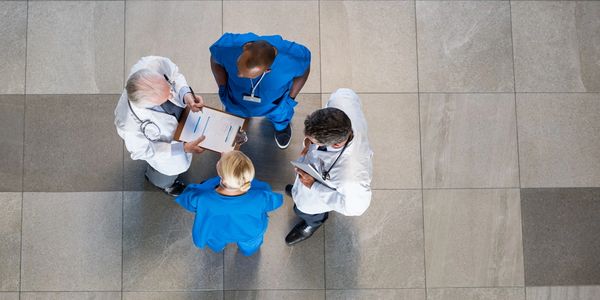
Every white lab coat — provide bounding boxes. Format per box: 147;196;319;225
292;88;374;216
114;56;192;176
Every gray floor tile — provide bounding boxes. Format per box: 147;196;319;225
517;93;600;188
526;286;600;300
512;1;600;92
427;288;525;300
123;291;222;300
327;289;425;300
326;190;425;289
420;93;519;188
26;2;124;94
23;95;123;192
20;292;121;300
0;96;24;192
237;94;321;191
320;1;417;93
224;290;324;300
123;191;223;291
521;188;600;286
125;1;221;94
223;193;324;290
0;193;21;291
223;0;320;94
361;94;421;189
0;293;18;300
416;1;514;92
21;192;122;291
123;95;222;191
424;189;524;287
0;2;26;94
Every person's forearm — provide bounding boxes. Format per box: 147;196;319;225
210;56;228;87
289;67;310;99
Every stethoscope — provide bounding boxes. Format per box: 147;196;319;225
320;132;354;181
127;74;176;142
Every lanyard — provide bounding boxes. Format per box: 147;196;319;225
250;72;267;97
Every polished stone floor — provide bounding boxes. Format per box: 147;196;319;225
1;1;600;300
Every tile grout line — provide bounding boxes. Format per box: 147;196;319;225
413;0;428;295
221;0;225;293
509;0;527;293
19;1;29;298
318;0;327;296
122;0;126;298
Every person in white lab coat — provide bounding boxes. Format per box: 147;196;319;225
115;56;205;196
285;88;373;245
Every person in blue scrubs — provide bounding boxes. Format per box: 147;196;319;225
210;32;311;149
175;151;283;256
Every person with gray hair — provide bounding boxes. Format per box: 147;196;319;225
115;56;205;196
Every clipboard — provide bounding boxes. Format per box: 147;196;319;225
174;106;248;153
290;160;337;190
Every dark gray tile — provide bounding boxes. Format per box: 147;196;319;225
0;96;24;192
21;192;122;291
123;291;222;300
327;289;425;300
24;95;123;192
124;95;222;190
427;288;525;300
0;2;26;94
123;191;223;291
521;188;600;285
26;1;124;94
224;290;324;300
223;192;324;290
326;190;425;289
0;193;21;291
20;292;121;300
237;94;321;191
526;286;600;300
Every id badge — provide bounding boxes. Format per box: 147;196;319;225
242;94;262;103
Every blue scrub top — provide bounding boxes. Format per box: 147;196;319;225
210;32;311;117
175;177;283;252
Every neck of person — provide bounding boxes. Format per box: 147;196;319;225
330;132;354;149
215;186;246;196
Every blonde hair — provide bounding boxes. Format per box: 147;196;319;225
217;151;255;192
126;69;169;107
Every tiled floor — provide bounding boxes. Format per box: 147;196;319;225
1;1;599;300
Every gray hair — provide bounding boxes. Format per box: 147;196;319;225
126;69;166;106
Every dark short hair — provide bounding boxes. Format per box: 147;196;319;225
304;107;352;145
243;40;276;69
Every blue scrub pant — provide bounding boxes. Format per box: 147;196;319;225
264;96;298;132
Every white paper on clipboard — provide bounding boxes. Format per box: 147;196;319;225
290;160;337;190
178;107;245;153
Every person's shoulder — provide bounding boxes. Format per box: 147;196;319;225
186;177;220;192
213;32;258;48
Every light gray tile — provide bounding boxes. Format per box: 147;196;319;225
360;93;421;189
223;0;320;93
320;1;417;93
0;96;24;192
224;290;324;300
521;188;600;286
23;95;123;192
223;193;324;290
416;1;514;92
517;93;600;188
125;1;221;94
420;93;519;188
0;2;26;94
327;289;425;300
124;291;222;300
428;288;525;300
326;190;425;289
424;189;524;287
526;286;600;300
512;1;600;92
237;94;321;191
123;95;222;191
0;193;21;291
26;1;124;94
0;293;18;300
21;192;122;291
21;292;121;300
123;191;223;291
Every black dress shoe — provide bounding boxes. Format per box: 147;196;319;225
285;184;293;197
164;180;187;197
285;221;321;246
274;124;292;149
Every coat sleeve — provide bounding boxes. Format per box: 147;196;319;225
312;181;371;216
122;129;186;174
